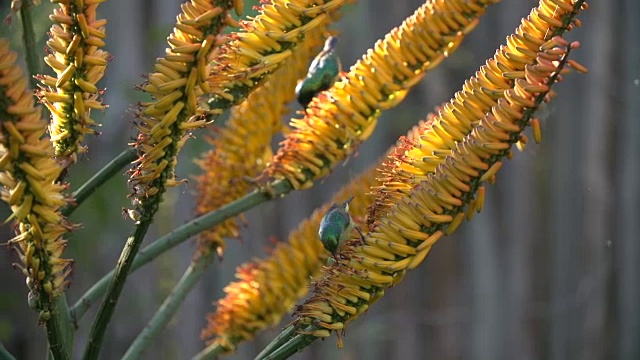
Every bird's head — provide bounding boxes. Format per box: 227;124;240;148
323;36;338;52
318;223;340;253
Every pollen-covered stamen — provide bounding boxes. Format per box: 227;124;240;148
205;0;348;115
127;1;236;218
0;39;74;319
367;0;587;227
200;160;378;352
193;27;328;255
294;36;584;341
260;0;503;191
39;0;109;159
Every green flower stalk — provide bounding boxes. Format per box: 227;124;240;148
205;0;349;114
259;0;502;190
200;161;378;352
84;3;239;358
194;27;329;255
39;0;109;159
0;39;73;319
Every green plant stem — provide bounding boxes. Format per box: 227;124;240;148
0;342;17;360
253;325;298;360
45;313;70;360
70;179;292;321
122;251;215;360
19;2;38;89
191;342;226;360
81;220;151;360
55;297;74;354
61;148;138;217
256;331;316;360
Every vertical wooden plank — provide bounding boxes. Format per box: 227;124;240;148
467;201;503;360
616;0;640;358
578;1;616;359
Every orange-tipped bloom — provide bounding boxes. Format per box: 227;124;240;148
0;39;73;320
260;0;502;190
368;0;586;225
206;0;348;114
292;0;587;342
201;161;378;352
128;0;236;217
39;0;109;159
194;28;329;253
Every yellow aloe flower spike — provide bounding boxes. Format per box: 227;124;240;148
39;0;109;159
128;0;238;217
194;28;329;255
293;0;587;344
200;159;379;352
259;0;502;190
0;39;73;322
368;0;586;225
205;0;348;114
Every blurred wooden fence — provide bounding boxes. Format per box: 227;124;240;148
0;0;638;359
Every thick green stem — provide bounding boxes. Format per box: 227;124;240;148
61;148;138;217
253;325;298;360
122;251;215;360
256;331;316;360
191;342;226;360
81;220;151;360
45;312;70;360
54;297;74;354
70;179;292;321
0;342;17;360
19;2;38;88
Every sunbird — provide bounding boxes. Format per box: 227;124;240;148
295;36;342;109
318;196;364;260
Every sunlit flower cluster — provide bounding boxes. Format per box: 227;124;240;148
0;39;73;319
205;0;348;115
128;0;237;217
367;0;585;225
39;0;109;159
194;28;328;253
293;0;587;341
201;162;378;351
260;0;502;190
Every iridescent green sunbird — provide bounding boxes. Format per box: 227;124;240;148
318;196;364;259
295;36;342;109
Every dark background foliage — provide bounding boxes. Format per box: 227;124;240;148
0;0;637;359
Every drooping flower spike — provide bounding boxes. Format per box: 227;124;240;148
368;0;586;226
200;159;378;352
194;27;329;254
200;119;433;352
128;0;238;218
205;0;348;115
39;0;109;160
259;0;502;190
0;39;73;321
291;0;588;344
